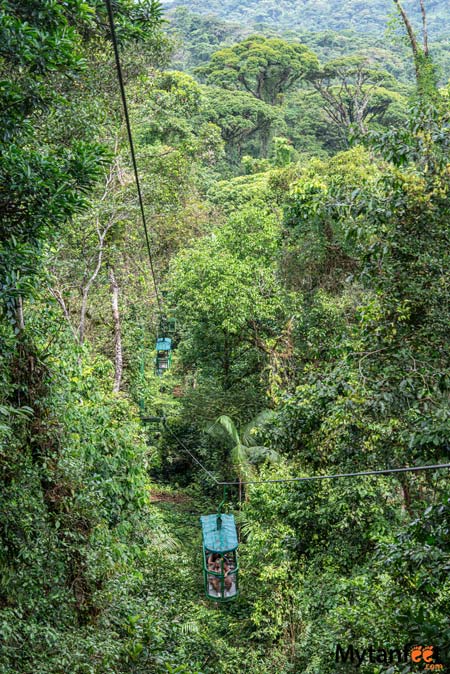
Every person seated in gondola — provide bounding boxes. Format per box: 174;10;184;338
223;558;233;592
207;552;220;593
207;552;235;595
207;552;218;568
224;554;238;592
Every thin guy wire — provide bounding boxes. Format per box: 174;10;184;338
163;419;219;483
217;462;450;486
163;422;450;485
104;0;162;315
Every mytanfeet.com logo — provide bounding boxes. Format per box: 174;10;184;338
335;643;445;670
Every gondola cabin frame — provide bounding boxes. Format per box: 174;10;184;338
200;513;239;602
155;337;172;376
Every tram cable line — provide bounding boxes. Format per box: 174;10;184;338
104;0;162;315
163;416;450;485
163;418;218;483
217;461;450;485
105;0;175;374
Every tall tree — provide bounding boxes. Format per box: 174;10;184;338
309;56;405;139
196;36;318;105
204;86;279;160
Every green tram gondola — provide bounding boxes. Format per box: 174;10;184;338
200;513;239;602
155;337;172;376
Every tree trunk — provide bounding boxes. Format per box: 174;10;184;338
392;0;434;94
393;0;419;61
78;220;111;345
109;266;123;393
400;476;413;517
16;296;25;332
259;121;271;157
77;162;117;345
419;0;429;56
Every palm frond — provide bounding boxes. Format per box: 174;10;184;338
205;420;225;438
180;620;200;635
216;415;241;446
246;446;280;464
149;529;181;553
241;409;276;446
231;442;248;470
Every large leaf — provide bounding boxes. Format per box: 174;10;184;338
230;441;248;471
241;409;276;446
216;414;241;446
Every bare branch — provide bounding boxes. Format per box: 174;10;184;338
419;0;429;56
392;0;419;59
78;160;119;345
109;266;123;394
49;286;77;339
78;217;115;345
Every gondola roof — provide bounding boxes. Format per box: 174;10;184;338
200;514;238;553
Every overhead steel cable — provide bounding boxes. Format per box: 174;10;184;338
104;0;162;315
163;420;450;485
216;462;450;486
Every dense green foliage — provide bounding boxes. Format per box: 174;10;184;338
1;0;449;672
167;5;450;87
164;0;449;36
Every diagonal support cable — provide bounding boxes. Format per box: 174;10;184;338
162;418;219;483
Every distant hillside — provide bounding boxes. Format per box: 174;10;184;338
163;0;449;37
167;2;449;83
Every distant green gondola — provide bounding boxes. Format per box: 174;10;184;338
155;337;172;376
161;316;176;334
200;513;239;602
